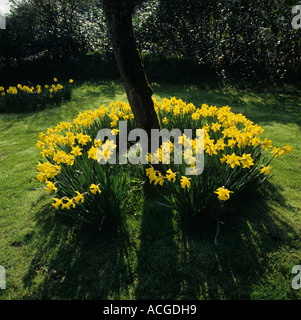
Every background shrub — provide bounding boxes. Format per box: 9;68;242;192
0;79;73;112
0;0;300;85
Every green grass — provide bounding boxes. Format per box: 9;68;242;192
0;81;300;300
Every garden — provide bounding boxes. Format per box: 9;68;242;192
0;0;300;301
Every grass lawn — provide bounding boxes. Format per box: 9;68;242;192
0;80;300;300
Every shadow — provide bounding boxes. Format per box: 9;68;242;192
133;176;300;300
20;178;300;300
174;180;300;299
22;201;135;299
135;194;181;300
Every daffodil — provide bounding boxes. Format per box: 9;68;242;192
166;168;176;182
94;139;102;147
145;166;156;177
62;198;76;210
162;117;168;124
111;128;119;135
52;198;63;210
191;112;200;120
214;187;233;201
148;172;158;184
36;140;46;150
87;146;97;160
45;180;57;194
227;138;236;148
259;165;271;175
154;174;165;186
261;138;273;150
74;191;85;204
211;122;221;132
236;133;251;149
96;140;117;162
240;153;254;169
281;145;292;155
71;145;82;157
205;142;218;156
271;147;284;157
76;133;92;146
41;148;55;158
90;184;101;195
180;176;191;189
223;153;241;169
37;162;61;179
35;97;293;230
184;148;196;164
215;138;226;151
53;150;69;164
65;154;75;166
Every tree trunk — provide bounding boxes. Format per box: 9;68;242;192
103;0;160;135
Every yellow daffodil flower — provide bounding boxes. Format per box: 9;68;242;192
281;145;292;155
240;153;254;169
225;153;241;169
214;187;233;201
154;174;165;186
62;198;76;210
148;172;158;184
88;146;98;160
260;138;273;150
52;198;63;210
74;191;85;204
271;147;284;157
162;117;168;124
90;184;101;195
45;181;57;194
211;122;221;132
71;145;82;157
180;176;191;189
166;168;177;182
259;165;272;175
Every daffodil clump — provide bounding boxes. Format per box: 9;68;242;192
0;78;73;112
36;101;140;231
144;97;292;221
36;97;292;229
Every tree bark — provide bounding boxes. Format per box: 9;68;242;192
103;0;160;135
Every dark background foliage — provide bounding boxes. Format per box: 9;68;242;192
0;0;300;86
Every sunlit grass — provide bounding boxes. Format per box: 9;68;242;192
0;81;300;300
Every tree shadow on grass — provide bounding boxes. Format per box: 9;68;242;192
176;181;300;299
135;181;300;300
22;202;136;300
135;194;181;300
22;180;299;300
